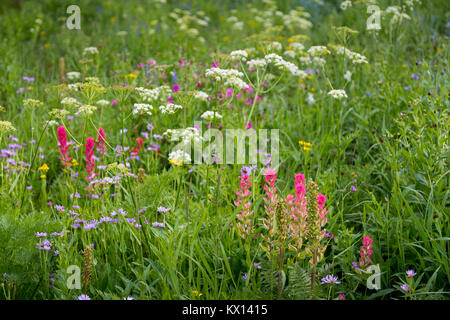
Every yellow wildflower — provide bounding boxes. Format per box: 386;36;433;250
192;290;203;297
299;140;312;151
169;159;183;167
40;174;46;179
71;159;79;167
38;163;50;173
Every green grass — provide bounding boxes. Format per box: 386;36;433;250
0;0;448;300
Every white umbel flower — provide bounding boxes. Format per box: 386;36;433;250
159;103;183;114
230;50;248;62
66;72;81;80
200;111;222;121
133;103;153;116
76;104;97;116
193;91;209;101
83;47;99;55
307;46;330;57
328;89;348;100
168;149;191;165
247;58;267;69
61;97;80;107
96;99;110;106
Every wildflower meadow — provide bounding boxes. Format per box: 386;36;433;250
0;0;448;303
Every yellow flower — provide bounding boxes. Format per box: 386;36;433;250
192;290;203;297
40;174;46;179
299;140;312;151
169;159;183;167
125;73;138;79
287;37;295;43
286;45;293;50
310;88;316;92
275;35;283;41
44;43;51;48
110;17;116;22
71;159;79;167
38;163;50;173
307;75;312;80
223;36;229;42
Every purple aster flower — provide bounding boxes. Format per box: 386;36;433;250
321;274;341;285
242;273;248;280
84;220;99;230
351;185;357;192
36;232;47;238
410;74;419;80
78;294;90;300
152;222;164;228
36;239;53;251
157;206;171;213
406;270;416;278
401;284;409;292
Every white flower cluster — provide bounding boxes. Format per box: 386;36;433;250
83;47;99;55
385;6;411;24
328;89;348;100
96;99;110;106
224;77;247;90
284;42;305;58
267;41;282;52
333;46;368;64
205;68;243;81
61;97;80;107
200;111;222;121
205;68;247;90
164;127;203;146
193;91;209;101
159;103;183;114
265;53;307;78
66;72;81;80
340;0;352;10
233;22;244;30
283;9;312;30
230;50;248;62
76;104;97;116
307;46;330;57
136;85;171;102
246;58;267;69
45;120;59;128
168;149;191;163
133;103;153;116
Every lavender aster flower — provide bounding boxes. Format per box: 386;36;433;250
321;274;341;285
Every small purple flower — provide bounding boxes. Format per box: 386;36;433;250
253;263;261;269
78;294;91;300
36;232;47;238
157;206;171;213
351;185;357;192
410;74;419;80
406;270;416;278
242;273;248;280
401;284;409;292
152;222;164;228
321;274;341;285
